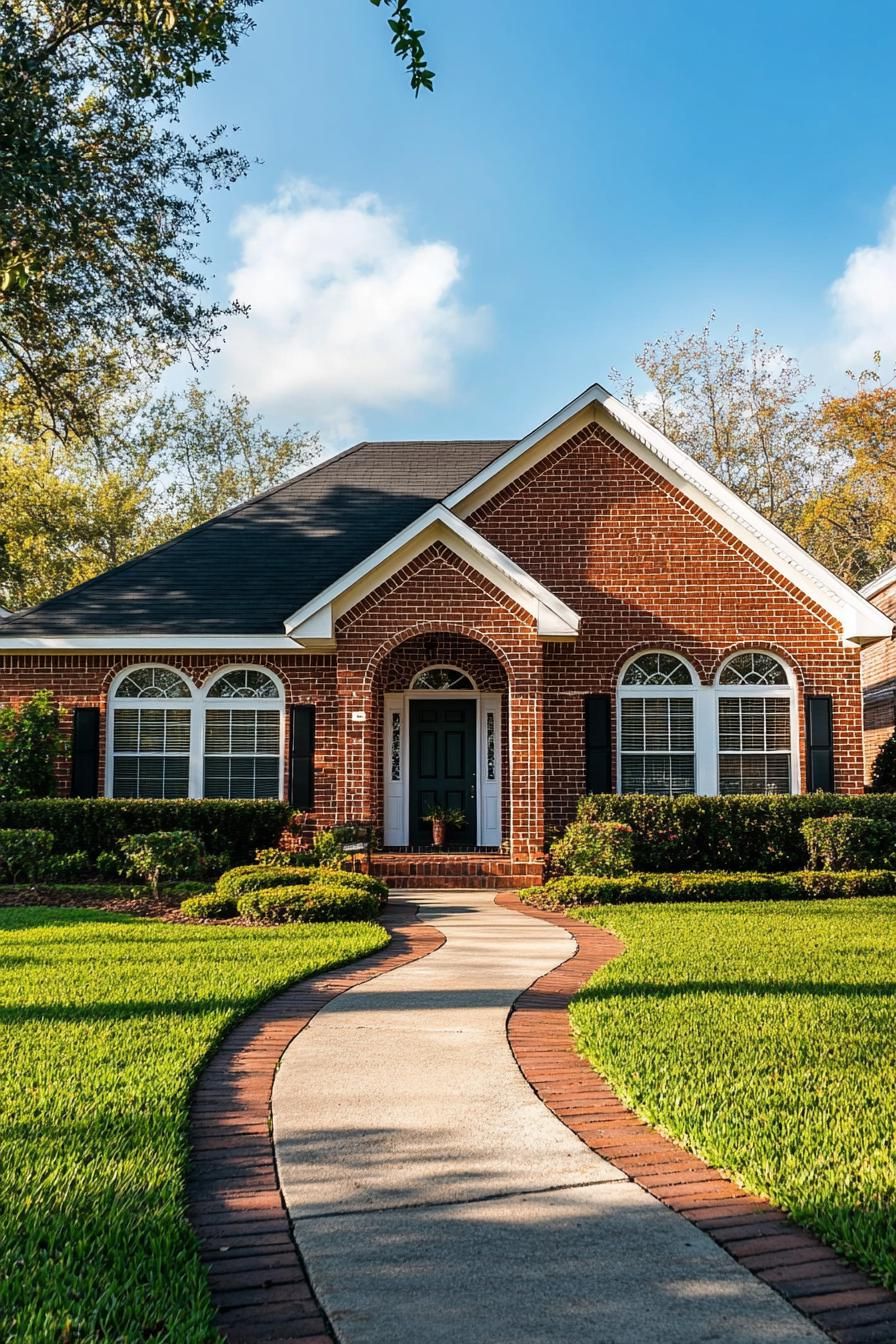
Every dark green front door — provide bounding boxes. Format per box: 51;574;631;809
409;699;476;847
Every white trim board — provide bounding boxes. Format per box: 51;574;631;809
860;565;896;603
0;634;308;652
284;505;580;648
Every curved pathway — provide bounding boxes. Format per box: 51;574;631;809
273;891;825;1344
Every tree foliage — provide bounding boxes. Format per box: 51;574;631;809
0;379;318;609
0;1;432;439
615;320;821;532
0;691;65;800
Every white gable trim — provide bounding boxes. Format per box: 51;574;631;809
0;634;307;651
444;383;892;646
860;565;896;603
284;504;580;648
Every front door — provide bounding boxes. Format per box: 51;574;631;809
409;699;476;847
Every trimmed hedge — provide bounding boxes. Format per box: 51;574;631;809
568;793;896;872
0;799;291;863
0;828;54;882
179;892;238;920
215;863;388;908
236;883;382;924
801;815;896;871
520;869;896;909
549;820;634;877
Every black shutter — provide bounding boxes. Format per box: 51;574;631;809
806;695;834;792
584;693;612;794
289;705;315;809
70;707;100;798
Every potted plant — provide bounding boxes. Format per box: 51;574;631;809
421;805;467;849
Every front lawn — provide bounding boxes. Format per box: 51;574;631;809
570;898;896;1288
0;906;389;1343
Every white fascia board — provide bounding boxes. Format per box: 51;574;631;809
445;381;891;645
860;565;896;602
0;634;309;651
285;504;580;645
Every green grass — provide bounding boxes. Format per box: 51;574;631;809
0;906;389;1343
570;898;896;1288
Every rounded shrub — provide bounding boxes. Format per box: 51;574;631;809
215;863;388;908
801;815;896;871
549;820;634;876
236;882;381;924
180;892;238;920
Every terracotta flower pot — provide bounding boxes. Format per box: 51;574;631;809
431;818;446;848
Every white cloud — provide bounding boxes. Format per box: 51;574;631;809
829;191;896;368
216;182;489;436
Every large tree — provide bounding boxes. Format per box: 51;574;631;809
615;321;822;532
0;379;318;608
0;1;432;440
796;359;896;586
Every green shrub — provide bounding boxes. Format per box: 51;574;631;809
0;799;291;862
95;849;127;880
179;892;238;920
119;831;203;896
0;692;65;800
0;828;55;882
255;846;317;868
216;863;388;908
871;731;896;792
312;828;345;868
236;882;381;924
568;792;896;872
43;850;91;882
549;820;634;876
519;869;896;908
801;814;895;871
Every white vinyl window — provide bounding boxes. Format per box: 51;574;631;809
618;653;696;796
717;652;795;795
203;668;284;800
110;666;194;799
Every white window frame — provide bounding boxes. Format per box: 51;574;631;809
715;651;799;796
105;663;287;800
105;663;197;799
200;665;286;802
383;666;502;848
616;652;703;797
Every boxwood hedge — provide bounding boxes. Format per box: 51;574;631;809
215;863;388;907
0;799;291;864
569;793;896;872
521;869;896;909
236;883;382;924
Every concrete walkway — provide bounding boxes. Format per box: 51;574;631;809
272;891;825;1344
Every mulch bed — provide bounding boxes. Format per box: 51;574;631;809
0;885;188;918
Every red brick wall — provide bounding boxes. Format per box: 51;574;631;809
860;581;896;781
0;653;339;820
466;422;865;831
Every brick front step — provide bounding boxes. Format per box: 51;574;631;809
371;853;543;889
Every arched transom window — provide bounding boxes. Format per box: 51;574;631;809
410;667;475;690
110;666;194;798
108;664;285;800
716;652;795;795
203;669;284;800
618;653;696;797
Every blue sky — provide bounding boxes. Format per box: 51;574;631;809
179;0;896;449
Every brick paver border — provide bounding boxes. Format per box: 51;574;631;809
498;892;896;1344
187;902;444;1344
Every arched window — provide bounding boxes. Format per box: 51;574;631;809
203;668;284;799
716;652;795;794
110;666;194;798
618;653;697;796
410;667;475;690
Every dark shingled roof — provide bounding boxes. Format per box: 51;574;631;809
0;440;515;636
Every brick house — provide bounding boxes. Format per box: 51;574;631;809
858;566;896;782
0;384;889;887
